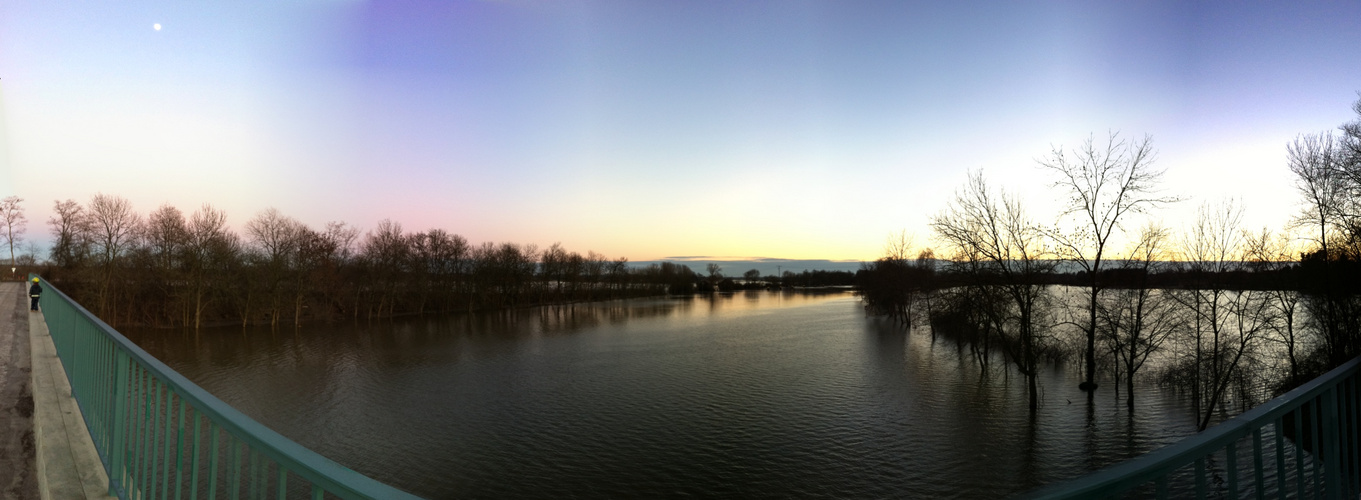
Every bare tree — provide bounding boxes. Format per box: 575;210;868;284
541;242;569;297
143;204;190;324
1173;200;1263;430
245;208;305;326
564;250;586;296
1213;286;1275;425
85;194;142;322
609;257;630;293
184;204;235;329
585;251;608;299
1334;94;1361;223
471;242;539;308
1099;223;1180;411
884;230;914;262
1244;228;1306;384
307;220;362;318
323;222;359;262
931;170;1056;411
1039;132;1174;393
281;225;326;326
422;228;469;310
246;208;301;264
360;219;409;318
320;222;360;318
1287;125;1361;370
1288;132;1346;255
49;199;91;269
30;197;684;326
0;196;25;275
144;204;188;275
15;242;40;266
860;232;935;326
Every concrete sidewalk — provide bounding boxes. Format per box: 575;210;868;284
2;282;116;499
0;282;38;499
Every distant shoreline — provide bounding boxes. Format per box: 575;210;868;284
631;259;865;277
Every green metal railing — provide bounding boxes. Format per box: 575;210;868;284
1021;355;1361;499
31;275;424;500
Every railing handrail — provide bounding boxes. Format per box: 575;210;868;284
33;275;424;499
1019;355;1361;498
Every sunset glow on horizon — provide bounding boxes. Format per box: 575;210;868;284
3;1;1360;262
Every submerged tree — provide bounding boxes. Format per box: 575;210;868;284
706;263;723;284
859;232;936;326
245;208;306;327
1169;200;1272;430
88;193;141;321
1039;132;1173;393
1244;228;1306;385
1287;95;1361;369
1098;223;1180;411
184;204;236;329
932;170;1056;411
31;195;691;328
141;204;190;323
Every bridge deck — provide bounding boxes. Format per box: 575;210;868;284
0;282;114;499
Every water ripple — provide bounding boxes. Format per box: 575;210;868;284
125;292;1203;499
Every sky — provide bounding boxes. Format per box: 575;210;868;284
2;1;1360;263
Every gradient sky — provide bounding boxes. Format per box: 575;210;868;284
2;1;1360;262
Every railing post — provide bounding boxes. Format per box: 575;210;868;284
1351;377;1361;495
109;350;129;498
65;297;75;381
1323;386;1342;500
1226;440;1239;497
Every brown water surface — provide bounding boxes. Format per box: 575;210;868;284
125;290;1201;499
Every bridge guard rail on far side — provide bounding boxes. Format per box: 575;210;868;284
31;275;424;500
1020;355;1361;499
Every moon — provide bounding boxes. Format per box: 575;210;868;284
153;23;161;31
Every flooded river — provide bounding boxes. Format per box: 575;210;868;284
125;290;1203;498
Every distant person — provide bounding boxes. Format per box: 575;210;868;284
29;277;41;312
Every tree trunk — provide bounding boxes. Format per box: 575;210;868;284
1085;281;1098;392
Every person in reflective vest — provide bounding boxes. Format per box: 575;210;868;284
29;277;41;312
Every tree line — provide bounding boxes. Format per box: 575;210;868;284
0;194;868;330
9;199;735;329
858;95;1361;429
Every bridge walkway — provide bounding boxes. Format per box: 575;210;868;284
0;281;114;499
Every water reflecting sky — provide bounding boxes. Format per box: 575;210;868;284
126;291;1202;499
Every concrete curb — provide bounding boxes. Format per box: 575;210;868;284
29;306;117;500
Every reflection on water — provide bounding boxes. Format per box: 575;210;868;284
125;290;1201;499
